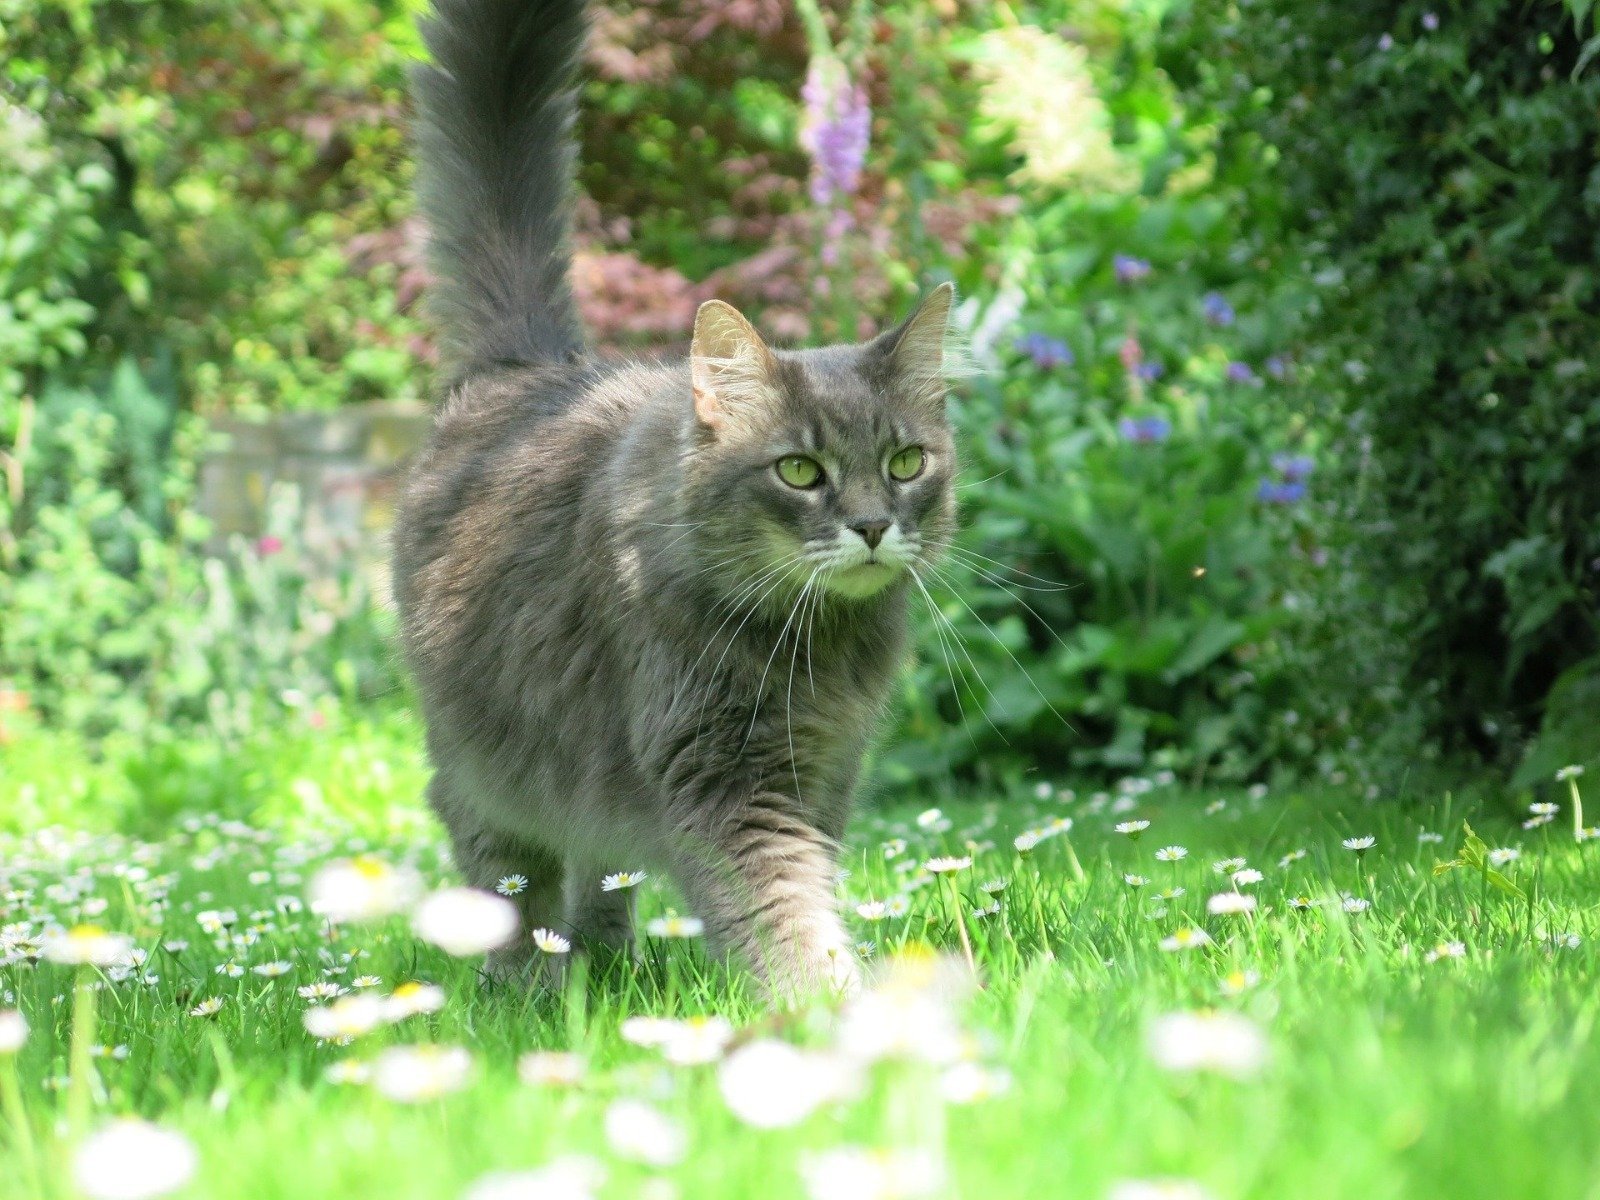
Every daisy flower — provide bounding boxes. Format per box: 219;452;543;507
604;1099;686;1167
1212;857;1247;875
1124;874;1149;888
413;887;519;957
324;1060;372;1086
41;924;134;968
72;1120;197;1200
1487;848;1520;867
495;875;528;897
1341;896;1371;914
372;1044;473;1103
646;915;705;939
661;1015;736;1066
719;1039;856;1129
251;961;292;978
1342;836;1376;853
531;928;571;954
1013;831;1042;854
1277;849;1307;868
0;1009;29;1052
923;856;971;874
1155;846;1187;862
1417;831;1445;844
384;982;446;1021
1555;764;1585;781
600;871;646;892
188;997;225;1018
350;975;382;989
1424;941;1466;963
1147;1010;1268;1077
1529;802;1558;817
519;1051;586;1087
1207;892;1257;915
1114;820;1151;839
304;994;389;1041
308;856;422;924
1159;927;1213;952
298;982;344;1001
1230;868;1264;887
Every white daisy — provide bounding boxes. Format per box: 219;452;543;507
495;874;529;897
531;928;571;954
600;871;647;892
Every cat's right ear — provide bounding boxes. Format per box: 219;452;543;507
690;300;779;432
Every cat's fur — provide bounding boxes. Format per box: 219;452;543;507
395;0;957;996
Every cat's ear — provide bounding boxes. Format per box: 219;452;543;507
690;300;780;432
875;282;957;405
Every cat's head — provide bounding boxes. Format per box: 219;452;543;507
683;284;959;602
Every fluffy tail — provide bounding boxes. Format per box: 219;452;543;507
412;0;588;380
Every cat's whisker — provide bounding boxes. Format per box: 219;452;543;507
911;567;1012;746
920;560;1076;735
939;555;1070;650
743;566;818;752
782;568;822;801
908;568;979;748
943;545;1072;591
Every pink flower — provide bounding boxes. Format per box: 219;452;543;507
1119;335;1143;373
256;535;285;556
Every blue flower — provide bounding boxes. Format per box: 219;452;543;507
1271;453;1315;483
1202;292;1235;327
1226;361;1257;384
1113;254;1152;284
1265;355;1289;380
1257;479;1307;504
1119;416;1172;444
1136;361;1164;382
1014;332;1074;369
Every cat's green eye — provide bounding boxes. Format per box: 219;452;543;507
888;445;926;482
776;455;824;489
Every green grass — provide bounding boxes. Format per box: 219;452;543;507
2;774;1598;1200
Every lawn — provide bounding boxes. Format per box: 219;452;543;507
3;771;1597;1200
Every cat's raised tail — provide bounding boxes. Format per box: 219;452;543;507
412;0;589;382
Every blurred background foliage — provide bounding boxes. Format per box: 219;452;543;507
2;0;1596;827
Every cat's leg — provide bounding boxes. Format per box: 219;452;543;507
562;862;637;961
432;782;565;984
667;788;858;1001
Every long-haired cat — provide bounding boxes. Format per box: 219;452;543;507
395;0;957;997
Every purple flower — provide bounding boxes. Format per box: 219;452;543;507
1226;361;1257;384
1265;355;1289;380
1113;254;1152;284
1136;361;1164;382
1377;32;1395;51
1119;416;1172;445
1015;332;1073;369
1202;292;1236;327
802;58;871;210
1271;453;1315;483
1421;12;1438;31
1257;479;1307;504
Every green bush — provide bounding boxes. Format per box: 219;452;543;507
1162;0;1600;775
0;372;400;745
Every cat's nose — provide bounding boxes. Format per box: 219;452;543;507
850;519;891;551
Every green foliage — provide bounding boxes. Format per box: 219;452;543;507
0;373;400;745
1163;0;1600;770
883;3;1313;787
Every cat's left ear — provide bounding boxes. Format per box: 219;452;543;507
873;282;956;406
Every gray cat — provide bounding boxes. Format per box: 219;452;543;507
394;0;958;997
